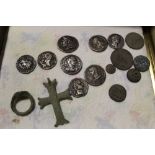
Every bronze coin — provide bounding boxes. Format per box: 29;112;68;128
106;64;116;74
127;68;141;83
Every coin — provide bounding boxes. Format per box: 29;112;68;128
84;65;106;86
125;32;144;50
60;55;82;75
111;49;133;70
108;34;124;49
109;84;126;102
37;51;57;70
57;35;79;53
16;55;37;74
106;64;116;74
89;35;108;52
69;78;89;98
133;55;150;72
127;68;141;83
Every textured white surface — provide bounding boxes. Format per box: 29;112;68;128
0;26;155;128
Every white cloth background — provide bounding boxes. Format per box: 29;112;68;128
0;26;155;128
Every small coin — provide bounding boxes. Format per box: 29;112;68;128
108;34;124;49
125;32;144;50
134;55;150;72
84;65;106;86
60;55;82;75
37;51;57;70
57;35;79;53
127;68;141;83
111;49;133;70
69;78;89;98
109;84;127;102
16;55;37;74
89;35;108;52
106;64;116;74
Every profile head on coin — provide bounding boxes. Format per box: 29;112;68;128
133;55;150;72
89;35;108;52
109;84;127;102
58;35;79;53
108;34;124;49
127;68;141;83
16;55;37;74
125;32;144;50
37;51;57;70
85;65;106;86
111;48;133;70
69;78;89;98
60;55;82;75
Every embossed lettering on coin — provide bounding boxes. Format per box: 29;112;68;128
69;78;89;98
84;65;106;86
37;51;57;70
58;36;79;53
16;55;37;74
60;55;82;75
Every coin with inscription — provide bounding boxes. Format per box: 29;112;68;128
89;35;108;52
84;65;106;86
125;32;144;50
108;34;124;49
133;55;150;72
106;64;116;74
69;78;89;98
127;68;141;83
16;55;37;74
111;49;133;70
58;35;79;53
60;55;82;75
109;84;127;102
37;51;57;70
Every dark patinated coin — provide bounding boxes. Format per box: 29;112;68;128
84;65;106;86
69;78;89;98
58;35;79;53
89;35;108;52
133;55;150;72
60;55;82;75
16;55;37;74
125;32;144;50
109;84;127;102
37;51;57;70
127;68;141;83
111;49;133;70
106;64;116;74
108;34;124;49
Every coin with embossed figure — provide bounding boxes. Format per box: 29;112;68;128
69;78;89;98
111;49;133;70
127;68;141;83
84;65;106;86
58;35;79;53
89;35;108;52
37;51;57;70
133;55;150;72
109;84;127;102
125;32;144;50
108;34;124;49
106;64;116;74
60;55;82;75
16;55;37;74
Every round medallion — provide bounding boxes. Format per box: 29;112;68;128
84;65;106;86
16;55;37;74
69;78;89;98
57;35;79;53
60;55;82;75
125;32;144;50
106;64;116;74
127;68;141;83
110;49;133;70
109;84;127;102
37;51;57;70
108;34;124;49
89;35;108;52
133;55;150;72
